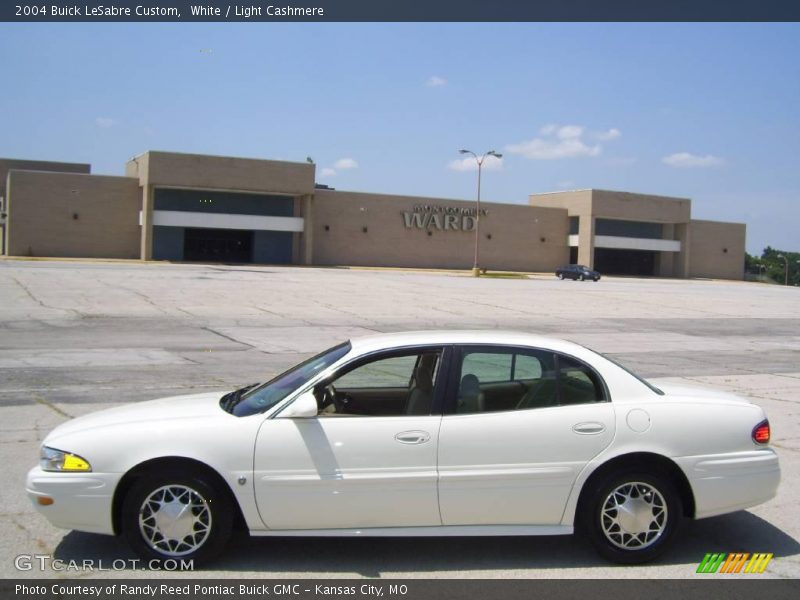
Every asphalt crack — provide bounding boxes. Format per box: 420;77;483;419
10;276;84;319
33;395;73;419
202;327;258;350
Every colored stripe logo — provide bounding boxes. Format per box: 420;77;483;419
696;553;773;574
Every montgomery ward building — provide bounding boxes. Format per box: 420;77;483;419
0;151;745;279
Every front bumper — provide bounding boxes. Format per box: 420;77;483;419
676;449;781;519
26;466;121;535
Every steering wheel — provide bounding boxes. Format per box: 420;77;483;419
319;383;345;413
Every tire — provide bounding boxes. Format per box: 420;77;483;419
581;471;681;564
121;469;233;566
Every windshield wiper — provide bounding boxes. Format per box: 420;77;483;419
220;383;259;413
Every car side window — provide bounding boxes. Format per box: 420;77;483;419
461;352;512;383
453;347;605;414
335;355;418;389
558;354;605;404
514;354;542;380
456;348;556;414
317;350;441;417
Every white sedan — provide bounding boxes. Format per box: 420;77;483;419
27;331;780;565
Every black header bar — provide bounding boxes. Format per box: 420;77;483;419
2;1;800;22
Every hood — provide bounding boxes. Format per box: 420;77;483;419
649;380;752;405
45;391;231;443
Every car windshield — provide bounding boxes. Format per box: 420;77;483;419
225;342;352;417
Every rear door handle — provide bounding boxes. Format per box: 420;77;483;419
572;422;606;435
394;430;431;445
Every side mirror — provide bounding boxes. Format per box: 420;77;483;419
277;390;318;418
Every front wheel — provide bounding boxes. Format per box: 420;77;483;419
582;471;681;564
122;470;233;565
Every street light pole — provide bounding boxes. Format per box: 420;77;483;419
777;254;789;285
459;149;502;277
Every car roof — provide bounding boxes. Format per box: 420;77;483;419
348;330;592;357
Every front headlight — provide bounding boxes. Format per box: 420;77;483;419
40;446;92;472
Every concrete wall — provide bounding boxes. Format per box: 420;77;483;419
591;190;691;223
6;171;140;259
313;190;569;271
530;191;596;266
529;190;594;217
126;151;315;196
1;158;90;200
688;219;746;280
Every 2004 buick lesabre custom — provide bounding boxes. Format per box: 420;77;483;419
27;331;780;565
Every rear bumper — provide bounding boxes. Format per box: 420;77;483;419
675;449;780;519
26;466;120;535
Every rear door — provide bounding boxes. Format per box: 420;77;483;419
437;345;616;525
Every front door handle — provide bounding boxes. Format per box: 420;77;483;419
572;422;606;435
394;430;431;445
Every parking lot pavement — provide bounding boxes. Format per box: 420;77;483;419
1;259;798;578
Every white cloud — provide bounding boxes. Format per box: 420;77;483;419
506;124;618;160
594;128;621;141
333;158;358;170
506;137;600;160
95;117;115;128
662;152;724;168
556;125;584;140
426;75;447;87
447;154;503;172
320;167;336;177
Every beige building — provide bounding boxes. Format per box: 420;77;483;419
530;189;746;279
1;151;746;279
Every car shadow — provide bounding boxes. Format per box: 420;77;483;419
53;511;799;577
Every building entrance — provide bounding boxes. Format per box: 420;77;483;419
184;228;253;263
594;248;657;276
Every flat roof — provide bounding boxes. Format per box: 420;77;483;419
530;188;691;202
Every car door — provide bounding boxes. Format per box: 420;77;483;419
437;345;615;526
253;347;447;530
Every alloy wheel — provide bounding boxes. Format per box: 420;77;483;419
600;481;667;550
138;484;212;557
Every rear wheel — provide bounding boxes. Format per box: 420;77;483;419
582;471;681;564
122;470;233;565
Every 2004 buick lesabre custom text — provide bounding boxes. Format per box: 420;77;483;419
26;331;780;564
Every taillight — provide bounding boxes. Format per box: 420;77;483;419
752;420;770;444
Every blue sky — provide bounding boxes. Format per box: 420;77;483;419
1;23;798;254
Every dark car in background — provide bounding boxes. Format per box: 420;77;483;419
556;264;601;281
